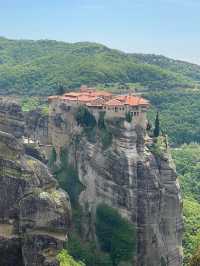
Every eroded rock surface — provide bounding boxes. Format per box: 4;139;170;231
0;131;71;266
48;102;183;266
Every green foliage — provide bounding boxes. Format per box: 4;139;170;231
172;144;200;264
98;112;113;149
75;106;96;128
20;96;47;112
149;136;168;158
101;129;113;149
48;147;57;168
146;90;200;145
57;84;65;95
50;147;83;207
160;257;167;266
98;111;106;129
96;204;136;266
57;249;85;266
0;37;197;96
67;233;112;266
125;111;133;123
183;198;200;264
153;112;160;137
172;144;200;201
189;248;200;266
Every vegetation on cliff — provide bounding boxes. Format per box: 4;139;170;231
49;147;83;206
96;204;136;266
57;250;85;266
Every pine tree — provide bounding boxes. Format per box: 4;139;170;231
154;112;160;137
57;84;65;95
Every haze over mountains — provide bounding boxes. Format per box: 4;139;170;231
0;37;200;95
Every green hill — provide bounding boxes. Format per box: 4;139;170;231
0;37;200;95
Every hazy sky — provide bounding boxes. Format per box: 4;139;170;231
1;0;200;64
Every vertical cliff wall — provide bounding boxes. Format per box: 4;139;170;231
0;100;71;266
48;102;183;266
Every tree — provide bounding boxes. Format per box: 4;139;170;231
75;106;96;128
154;112;160;137
57;84;65;95
189;247;200;266
96;204;136;266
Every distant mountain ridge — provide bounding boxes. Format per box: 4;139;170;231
0;37;200;95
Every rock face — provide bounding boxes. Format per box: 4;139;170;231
48;102;183;266
0;129;71;265
0;98;25;138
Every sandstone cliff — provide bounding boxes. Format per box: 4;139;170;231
0;100;71;266
48;102;183;266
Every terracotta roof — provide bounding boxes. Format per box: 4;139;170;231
115;95;149;106
78;95;98;102
105;99;124;106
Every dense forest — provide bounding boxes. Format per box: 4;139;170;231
1;37;200;95
172;144;200;264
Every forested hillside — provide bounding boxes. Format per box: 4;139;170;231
172;144;200;264
1;37;200;95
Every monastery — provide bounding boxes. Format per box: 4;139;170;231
48;86;150;119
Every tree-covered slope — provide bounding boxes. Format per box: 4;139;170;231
172;144;200;264
0;37;199;95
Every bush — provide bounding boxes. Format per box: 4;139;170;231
98;111;106;129
189;248;200;266
96;204;136;266
50;147;83;207
125;111;133;123
67;233;112;266
101;129;113;149
57;250;85;266
75;106;96;128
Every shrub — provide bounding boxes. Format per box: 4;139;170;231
48;147;57;168
101;129;113;149
67;233;112;266
52;147;83;207
125;111;133;123
98;111;106;129
189;247;200;266
96;204;136;266
57;249;85;266
75;106;96;128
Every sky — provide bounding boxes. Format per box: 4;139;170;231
1;0;200;64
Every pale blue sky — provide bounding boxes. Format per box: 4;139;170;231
1;0;200;64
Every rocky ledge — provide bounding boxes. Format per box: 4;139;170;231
0;131;71;266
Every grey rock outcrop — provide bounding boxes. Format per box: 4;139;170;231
48;103;183;266
0;98;24;138
0;130;71;266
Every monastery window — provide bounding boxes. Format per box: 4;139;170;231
134;112;137;116
115;107;118;112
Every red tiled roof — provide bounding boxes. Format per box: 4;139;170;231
49;88;149;108
115;95;149;106
78;95;98;102
105;99;124;106
90;91;112;97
